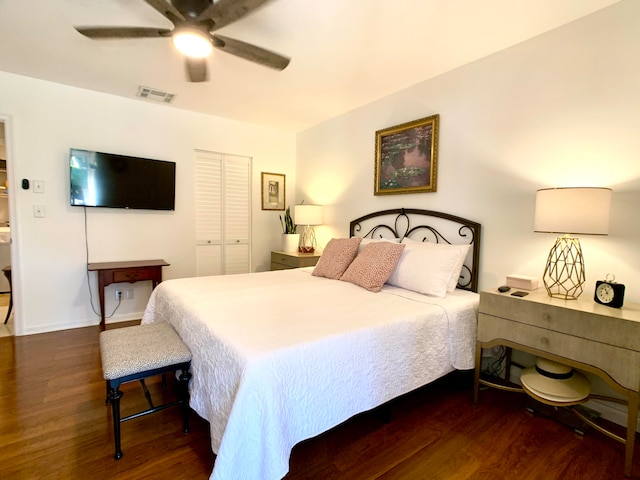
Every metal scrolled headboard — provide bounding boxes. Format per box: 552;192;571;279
349;208;481;293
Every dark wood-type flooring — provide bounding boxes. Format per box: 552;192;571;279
0;322;637;479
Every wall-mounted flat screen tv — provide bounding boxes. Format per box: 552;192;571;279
70;148;176;211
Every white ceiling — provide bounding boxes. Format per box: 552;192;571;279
0;0;620;132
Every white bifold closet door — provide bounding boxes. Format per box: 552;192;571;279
194;150;251;276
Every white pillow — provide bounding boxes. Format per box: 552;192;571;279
400;238;471;292
357;237;400;253
445;243;471;291
386;238;469;297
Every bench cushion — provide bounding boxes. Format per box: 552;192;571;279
100;323;192;380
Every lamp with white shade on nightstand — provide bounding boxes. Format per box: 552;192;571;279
534;187;612;300
294;204;322;253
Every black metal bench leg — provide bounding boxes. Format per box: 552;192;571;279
108;383;124;460
179;369;192;434
139;379;155;408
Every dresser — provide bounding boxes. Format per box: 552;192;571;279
473;288;640;477
270;250;321;270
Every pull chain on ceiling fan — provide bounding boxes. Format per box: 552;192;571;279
74;0;290;82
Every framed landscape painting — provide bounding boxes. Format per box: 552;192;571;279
374;114;439;195
261;172;285;210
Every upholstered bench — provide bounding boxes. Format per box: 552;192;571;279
99;322;192;459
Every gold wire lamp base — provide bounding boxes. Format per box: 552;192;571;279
298;225;317;253
542;235;585;300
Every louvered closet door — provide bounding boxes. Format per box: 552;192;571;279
195;152;223;276
194;151;251;276
223;155;251;274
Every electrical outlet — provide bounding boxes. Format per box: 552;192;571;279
125;289;134;300
33;180;45;193
115;290;122;300
33;205;45;218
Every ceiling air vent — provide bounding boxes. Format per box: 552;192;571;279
136;86;176;104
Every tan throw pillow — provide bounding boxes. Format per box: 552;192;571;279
340;242;406;292
312;237;362;280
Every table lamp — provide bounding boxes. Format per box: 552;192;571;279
294;204;323;253
534;187;611;300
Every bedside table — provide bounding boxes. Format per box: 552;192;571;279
270;250;321;271
473;288;640;477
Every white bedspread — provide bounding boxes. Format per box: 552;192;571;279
142;268;478;480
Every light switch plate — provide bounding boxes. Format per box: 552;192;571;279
33;180;45;193
33;205;45;217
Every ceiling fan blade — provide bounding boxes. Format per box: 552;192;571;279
76;27;172;39
144;0;185;22
185;57;209;82
197;0;271;30
213;34;290;70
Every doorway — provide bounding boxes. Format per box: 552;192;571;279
0;120;13;336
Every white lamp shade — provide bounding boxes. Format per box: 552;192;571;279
294;204;323;225
534;187;611;235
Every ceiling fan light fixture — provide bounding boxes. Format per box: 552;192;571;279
172;28;212;58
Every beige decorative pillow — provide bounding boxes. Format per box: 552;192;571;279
312;237;362;280
340;242;406;292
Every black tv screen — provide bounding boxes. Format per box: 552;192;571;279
69;148;176;211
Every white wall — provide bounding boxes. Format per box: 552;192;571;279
296;0;640;302
0;72;295;334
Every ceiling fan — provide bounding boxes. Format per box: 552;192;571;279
74;0;290;82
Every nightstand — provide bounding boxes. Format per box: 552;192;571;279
270;250;321;271
473;288;640;477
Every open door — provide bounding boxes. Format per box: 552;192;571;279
0;120;13;335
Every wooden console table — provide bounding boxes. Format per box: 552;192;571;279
88;259;169;328
474;288;640;477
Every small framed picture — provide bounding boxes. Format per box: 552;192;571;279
374;114;439;195
261;172;285;210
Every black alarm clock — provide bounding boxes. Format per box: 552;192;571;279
594;274;625;308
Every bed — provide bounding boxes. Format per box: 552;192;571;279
141;208;481;480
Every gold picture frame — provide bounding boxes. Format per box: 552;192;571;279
374;114;439;195
261;172;286;210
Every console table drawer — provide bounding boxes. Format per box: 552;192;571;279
270;251;321;270
479;293;640;350
271;253;300;268
478;313;640;390
113;268;155;283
